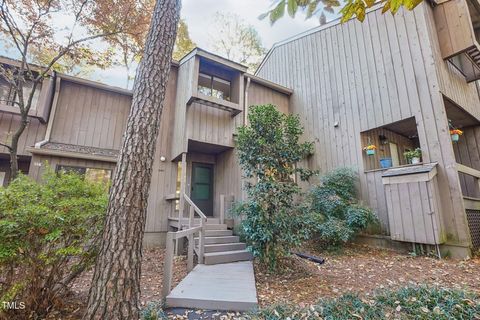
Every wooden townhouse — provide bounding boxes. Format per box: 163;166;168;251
256;0;480;258
0;49;291;261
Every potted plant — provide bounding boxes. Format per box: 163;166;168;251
450;129;463;142
404;148;422;164
363;144;377;156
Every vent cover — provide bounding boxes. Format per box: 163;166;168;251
466;209;480;252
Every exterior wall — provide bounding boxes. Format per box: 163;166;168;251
49;79;131;150
186;102;236;148
453;126;480;198
171;56;197;159
248;81;290;114
257;4;471;250
0;114;46;156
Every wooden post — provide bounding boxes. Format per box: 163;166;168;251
220;194;225;225
162;232;175;298
187;233;194;272
198;218;206;264
187;204;195;271
189;204;194;228
178;152;187;223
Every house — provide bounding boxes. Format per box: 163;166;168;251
2;0;480;264
256;0;480;258
0;49;292;263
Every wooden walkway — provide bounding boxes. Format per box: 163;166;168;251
165;261;258;311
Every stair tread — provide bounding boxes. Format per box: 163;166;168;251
204;249;251;257
204;242;245;247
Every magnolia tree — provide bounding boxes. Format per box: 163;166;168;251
235;104;317;270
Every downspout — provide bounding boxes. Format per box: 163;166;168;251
244;76;251;126
35;72;61;148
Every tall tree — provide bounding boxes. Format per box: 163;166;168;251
0;0;137;180
260;0;423;24
210;12;266;72
83;0;181;318
172;18;196;61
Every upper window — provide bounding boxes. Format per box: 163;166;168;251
56;165;112;184
198;73;231;101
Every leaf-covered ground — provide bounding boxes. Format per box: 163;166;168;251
255;243;480;307
46;244;480;319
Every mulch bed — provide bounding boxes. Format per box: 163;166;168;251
45;244;480;318
254;243;480;307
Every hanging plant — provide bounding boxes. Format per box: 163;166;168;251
450;129;463;142
363;144;377;156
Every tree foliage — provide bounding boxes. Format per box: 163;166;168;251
0;170;108;319
234;104;316;270
309;167;378;247
260;0;423;25
172;18;196;61
210;12;266;72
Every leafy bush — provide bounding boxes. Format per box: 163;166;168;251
141;302;167;320
235;105;316;270
0;170;108;319
250;286;480;320
309;168;377;247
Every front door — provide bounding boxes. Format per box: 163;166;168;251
191;163;214;216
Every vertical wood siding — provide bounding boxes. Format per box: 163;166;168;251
248;82;290;114
171;57;197;159
49;80;131;150
427;4;480;121
0;114;46;156
257;4;470;247
453;126;480;198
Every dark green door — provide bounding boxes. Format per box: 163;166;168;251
191;163;214;216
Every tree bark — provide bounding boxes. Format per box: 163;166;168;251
83;0;181;319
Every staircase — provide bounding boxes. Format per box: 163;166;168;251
191;218;253;265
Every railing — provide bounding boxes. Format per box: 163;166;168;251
162;193;207;298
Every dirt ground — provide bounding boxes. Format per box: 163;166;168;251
255;243;480;307
48;244;480;318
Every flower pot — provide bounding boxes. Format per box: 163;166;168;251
411;157;421;164
380;158;393;168
366;149;375;156
224;218;234;230
451;133;460;142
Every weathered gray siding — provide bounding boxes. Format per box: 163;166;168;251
171;56;197;159
49;80;131;150
0;114;46;156
257;4;470;248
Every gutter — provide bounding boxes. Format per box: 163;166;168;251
244;76;251;126
35;73;61;148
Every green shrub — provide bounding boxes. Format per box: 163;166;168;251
309;168;377;247
141;302;167;320
235;105;316;270
0;169;108;319
250;286;480;320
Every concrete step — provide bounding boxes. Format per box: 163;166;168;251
205;230;233;237
195;236;239;245
204;250;253;265
203;242;246;253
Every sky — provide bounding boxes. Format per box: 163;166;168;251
1;1;338;88
97;0;332;88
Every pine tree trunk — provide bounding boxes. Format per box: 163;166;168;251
83;1;181;319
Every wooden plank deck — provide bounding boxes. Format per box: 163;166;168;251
165;261;258;311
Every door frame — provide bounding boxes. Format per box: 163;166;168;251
190;162;214;216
